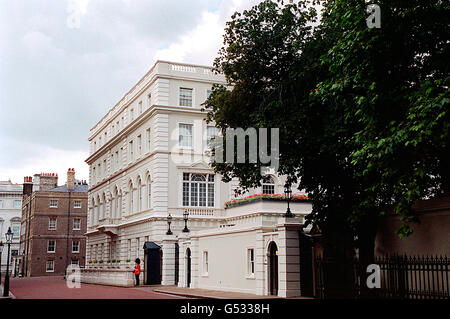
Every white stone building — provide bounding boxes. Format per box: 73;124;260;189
0;180;22;274
81;61;312;297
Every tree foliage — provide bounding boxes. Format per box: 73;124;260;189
205;0;449;254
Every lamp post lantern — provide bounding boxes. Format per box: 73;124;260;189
3;227;13;297
182;210;190;233
166;213;173;235
284;184;294;218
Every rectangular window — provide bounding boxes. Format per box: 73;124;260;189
247;249;255;276
74;200;82;209
136;238;140;258
46;260;54;272
14;200;21;208
203;251;208;274
127;239;131;260
71;260;79;267
103;159;107;174
73;218;81;230
129;140;134;161
138;101;142;114
50;200;58;208
72;241;80;253
179;88;193;107
182;173;215;207
207;89;212;99
49;218;57;230
0;200;3;208
137;135;142;156
12;224;20;238
179;124;193;148
48;240;56;253
147;94;152;107
130;108;134;121
115;151;119;166
146;128;151;152
206;126;220;148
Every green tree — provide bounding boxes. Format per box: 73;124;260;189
205;0;449;297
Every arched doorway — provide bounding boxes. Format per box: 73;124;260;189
268;241;278;296
186;248;191;288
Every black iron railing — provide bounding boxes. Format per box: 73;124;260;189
314;255;449;299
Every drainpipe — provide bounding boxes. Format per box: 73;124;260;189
65;190;72;279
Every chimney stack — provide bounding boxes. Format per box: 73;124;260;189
67;168;75;190
23;176;33;196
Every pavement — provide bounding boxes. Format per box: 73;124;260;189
142;286;281;299
5;276;187;299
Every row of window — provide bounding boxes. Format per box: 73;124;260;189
0;199;21;209
179;124;220;148
93;87;214;152
201;248;255;277
48;217;81;231
93;93;153;153
47;240;80;253
49;200;82;209
90;236;149;261
46;259;80;272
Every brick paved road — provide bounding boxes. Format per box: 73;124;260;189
7;276;187;299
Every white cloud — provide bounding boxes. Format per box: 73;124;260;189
0;139;89;185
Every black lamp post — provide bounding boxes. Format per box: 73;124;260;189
166;213;173;235
284;184;294;218
182;210;190;233
0;241;3;285
3;227;13;297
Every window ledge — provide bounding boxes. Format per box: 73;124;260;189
201;273;209;277
246;275;256;280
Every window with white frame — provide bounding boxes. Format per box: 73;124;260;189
48;240;56;253
103;159;107;174
71;259;79;267
138;101;142;114
206;126;220;148
12;224;20;238
50;200;58;208
146;128;151;152
0;200;3;208
74;200;82;209
247;248;255;276
147;93;152;107
179;124;193;148
137;135;142;156
182;173;215;207
72;241;80;253
49;218;57;230
179;88;193;107
46;260;54;272
128;140;134;161
262;176;275;194
14;200;21;208
130;108;134;121
73;218;81;230
203;251;208;275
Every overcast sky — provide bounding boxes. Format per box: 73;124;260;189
0;0;262;185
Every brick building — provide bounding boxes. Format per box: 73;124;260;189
18;169;88;277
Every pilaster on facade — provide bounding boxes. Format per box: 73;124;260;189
161;236;177;285
154;78;170;106
277;218;303;298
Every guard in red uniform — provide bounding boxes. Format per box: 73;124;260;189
134;258;141;286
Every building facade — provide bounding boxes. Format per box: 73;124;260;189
81;60;312;297
0;180;22;275
19;169;88;277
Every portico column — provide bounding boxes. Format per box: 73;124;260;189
161;236;177;285
277;217;303;298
